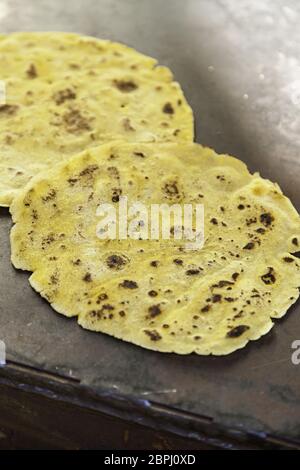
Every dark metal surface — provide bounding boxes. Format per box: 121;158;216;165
1;0;300;445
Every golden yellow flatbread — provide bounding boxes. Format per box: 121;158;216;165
10;142;300;355
0;32;193;206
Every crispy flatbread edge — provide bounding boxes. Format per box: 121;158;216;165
0;189;18;207
27;272;276;355
0;32;195;208
9;142;300;355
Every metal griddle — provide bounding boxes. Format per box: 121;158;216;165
1;0;300;449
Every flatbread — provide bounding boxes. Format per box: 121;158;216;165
10;142;300;355
0;32;194;206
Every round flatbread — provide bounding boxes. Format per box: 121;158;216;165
0;32;194;206
10;142;300;355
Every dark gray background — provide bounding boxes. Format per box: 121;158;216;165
1;0;300;442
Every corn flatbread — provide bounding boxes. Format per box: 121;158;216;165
0;32;194;207
10;142;300;355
